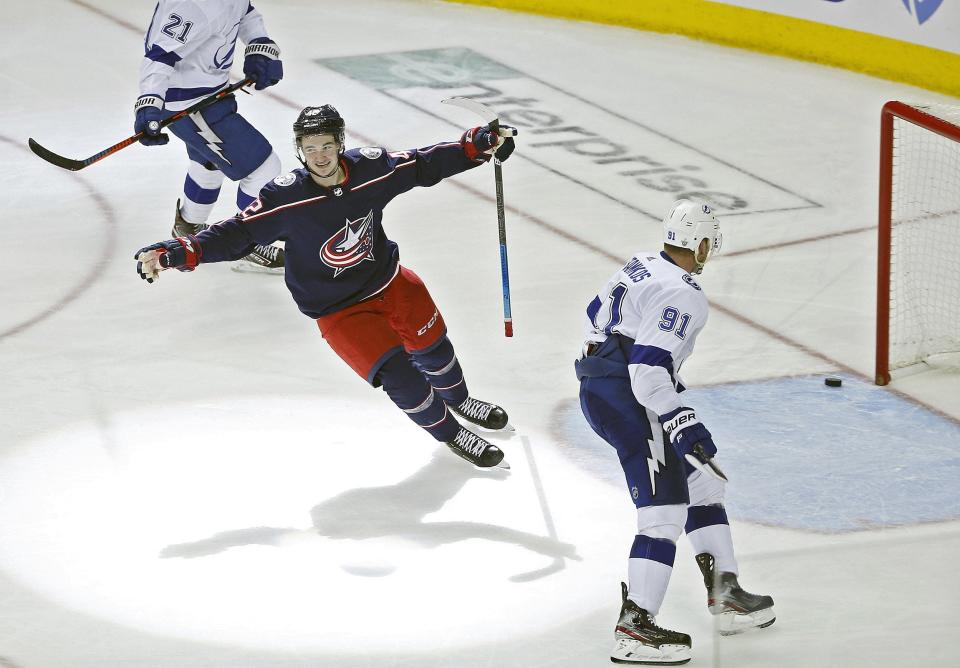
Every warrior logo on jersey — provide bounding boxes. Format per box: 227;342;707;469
320;209;376;276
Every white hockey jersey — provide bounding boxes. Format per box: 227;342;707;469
140;0;271;111
582;251;709;416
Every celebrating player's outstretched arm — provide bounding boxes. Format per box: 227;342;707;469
133;103;517;469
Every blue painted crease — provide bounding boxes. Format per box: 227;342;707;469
557;374;960;533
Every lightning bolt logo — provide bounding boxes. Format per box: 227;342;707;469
646;438;666;497
644;407;668;497
189;112;231;165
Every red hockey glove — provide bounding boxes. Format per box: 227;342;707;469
135;236;201;283
461;125;518;162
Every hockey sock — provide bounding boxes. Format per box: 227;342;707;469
377;352;460;442
627;534;676;615
236;189;256;211
409;336;468;405
180;160;225;225
686;505;738;575
237;151;281;211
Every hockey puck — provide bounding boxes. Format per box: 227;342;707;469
825;377;842;387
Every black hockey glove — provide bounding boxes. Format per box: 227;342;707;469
659;407;726;481
134;95;169;146
243;38;283;90
461;125;518;162
134;236;201;283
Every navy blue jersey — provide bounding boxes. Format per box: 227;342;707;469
193;140;484;317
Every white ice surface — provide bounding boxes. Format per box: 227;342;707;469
1;1;958;666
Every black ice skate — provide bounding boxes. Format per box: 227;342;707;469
446;427;509;469
171;200;208;237
451;397;510;431
611;583;691;665
695;553;775;635
232;243;286;274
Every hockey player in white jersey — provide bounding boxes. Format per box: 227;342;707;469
135;0;285;271
576;200;774;664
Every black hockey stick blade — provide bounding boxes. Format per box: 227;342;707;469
28;137;87;171
27;78;254;172
28;135;139;171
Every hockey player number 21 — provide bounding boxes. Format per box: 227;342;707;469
659;306;691;339
162;14;194;43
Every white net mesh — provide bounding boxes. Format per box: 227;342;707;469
888;103;960;371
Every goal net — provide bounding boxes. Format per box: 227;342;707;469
876;101;960;386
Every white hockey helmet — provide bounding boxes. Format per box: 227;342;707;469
662;199;722;274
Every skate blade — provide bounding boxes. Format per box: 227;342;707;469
468;421;516;435
230;262;284;275
473;457;510;471
715;607;776;635
611;638;690;665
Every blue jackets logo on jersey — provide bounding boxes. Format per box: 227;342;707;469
320;210;376;276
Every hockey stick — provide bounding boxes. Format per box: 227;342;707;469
686;444;728;482
27;78;254;172
441;96;514;337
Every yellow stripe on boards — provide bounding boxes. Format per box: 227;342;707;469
446;0;960;98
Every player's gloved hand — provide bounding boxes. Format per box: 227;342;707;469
461;125;518;162
134;236;202;283
659;407;726;481
243;38;283;90
134;95;169;146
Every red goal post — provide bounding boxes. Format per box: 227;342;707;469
876;101;960;386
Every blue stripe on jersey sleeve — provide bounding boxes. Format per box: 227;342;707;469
144;44;182;67
586;296;601;327
629;344;675;377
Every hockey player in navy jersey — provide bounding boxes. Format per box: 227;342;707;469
135;0;285;272
135;104;517;468
576;201;774;664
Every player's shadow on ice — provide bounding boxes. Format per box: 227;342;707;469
159;449;580;581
